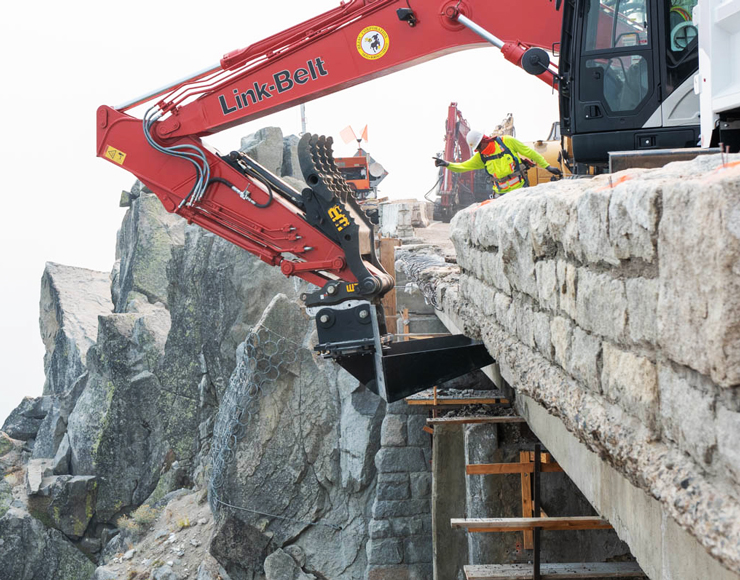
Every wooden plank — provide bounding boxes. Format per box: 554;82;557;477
451;517;612;532
520;451;533;549
466;463;563;475
422;426;434;435
465;562;646;579
407;397;510;407
402;308;410;341
525;451;554;463
379;237;400;326
428;416;526;425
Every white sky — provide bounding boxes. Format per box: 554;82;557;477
0;0;558;423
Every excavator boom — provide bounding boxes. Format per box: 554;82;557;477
97;0;564;399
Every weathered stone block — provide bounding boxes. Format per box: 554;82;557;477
512;299;536;349
369;519;392;539
576;269;627;341
409;564;434;580
568;327;602;393
390;515;426;536
404;535;433;564
657;171;740;387
659;363;718;468
602;344;658;431
536;260;559;312
499;229;538;300
557;260;577;318
367;565;410;580
717;405;740;486
481;250;511;295
381;415;407;447
375;448;427;473
609;180;659;262
366;537;403;565
406;415;428;447
372;499;430;519
493;292;512;327
378;477;411;501
544;187;581;259
532;311;553;360
410;473;432;499
626;278;658;344
550;317;573;370
577;189;620;265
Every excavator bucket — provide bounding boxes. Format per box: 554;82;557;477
311;289;494;402
335;334;495;403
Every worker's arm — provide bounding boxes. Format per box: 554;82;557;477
504;136;550;168
446;153;486;173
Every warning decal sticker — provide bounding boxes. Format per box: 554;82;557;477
105;146;127;165
357;26;390;60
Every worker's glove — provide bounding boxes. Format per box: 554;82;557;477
546;165;563;177
434;157;449;168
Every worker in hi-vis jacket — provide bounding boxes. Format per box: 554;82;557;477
434;129;562;197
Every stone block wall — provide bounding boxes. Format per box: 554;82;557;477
366;401;433;579
407;155;740;576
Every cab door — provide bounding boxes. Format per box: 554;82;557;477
575;0;661;134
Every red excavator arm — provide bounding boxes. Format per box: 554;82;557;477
96;0;561;401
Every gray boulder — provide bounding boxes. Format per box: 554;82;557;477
265;548;316;580
281;134;302;179
2;396;48;440
51;433;71;475
27;475;98;538
0;508;96;580
40;262;113;396
32;373;90;460
113;192;185;311
209;514;272;579
240;127;284;176
66;312;170;520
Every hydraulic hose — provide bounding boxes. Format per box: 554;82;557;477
208;177;273;208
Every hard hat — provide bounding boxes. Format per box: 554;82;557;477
466;129;484;151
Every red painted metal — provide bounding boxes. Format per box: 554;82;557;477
440;102;475;208
98;0;562;288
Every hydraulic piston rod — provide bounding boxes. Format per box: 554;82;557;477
455;13;560;82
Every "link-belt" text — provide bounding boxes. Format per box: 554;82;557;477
218;57;328;116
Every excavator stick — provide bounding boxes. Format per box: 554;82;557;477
298;134;494;402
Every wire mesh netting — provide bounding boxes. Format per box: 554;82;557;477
209;325;302;515
208;324;342;531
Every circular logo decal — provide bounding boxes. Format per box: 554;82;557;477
357;26;390;60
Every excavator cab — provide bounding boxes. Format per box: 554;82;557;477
558;0;700;171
